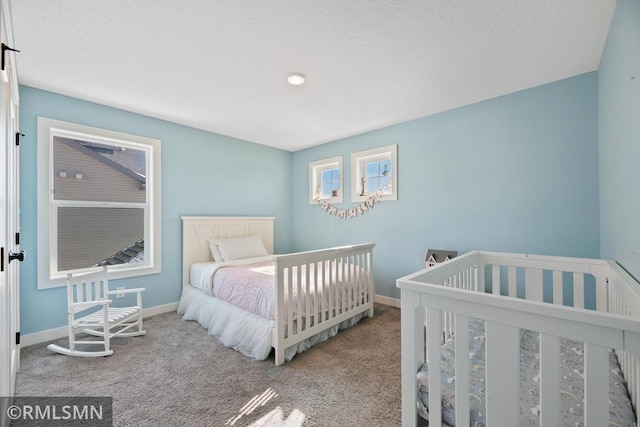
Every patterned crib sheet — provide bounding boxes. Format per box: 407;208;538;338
417;318;636;427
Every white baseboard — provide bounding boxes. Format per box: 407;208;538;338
374;294;400;308
21;302;180;347
141;302;180;319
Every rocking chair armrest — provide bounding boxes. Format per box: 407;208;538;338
107;287;145;295
70;300;113;311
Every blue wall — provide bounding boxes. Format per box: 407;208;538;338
599;0;640;280
19;86;293;335
292;73;600;299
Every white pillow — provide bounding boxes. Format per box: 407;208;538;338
207;239;224;262
217;236;269;261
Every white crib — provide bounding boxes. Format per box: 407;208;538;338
397;251;640;427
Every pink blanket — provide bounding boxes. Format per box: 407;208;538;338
204;258;363;321
209;260;276;319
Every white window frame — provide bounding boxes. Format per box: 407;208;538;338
309;156;343;205
351;144;397;203
37;117;162;289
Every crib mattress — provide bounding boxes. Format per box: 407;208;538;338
417;318;636;427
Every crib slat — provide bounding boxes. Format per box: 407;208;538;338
427;308;443;427
540;333;561;426
347;256;352;309
508;266;516;297
552;270;563;305
351;256;355;307
314;261;321;323
297;265;303;333
354;255;359;307
305;262;311;329
356;255;362;308
486;321;519;427
328;260;334;320
574;273;585;308
442;310;449;341
454;315;470;427
363;253;369;305
584;343;608;426
323;261;328;315
596;275;607;312
344;257;350;311
525;268;543;302
287;267;294;338
365;253;370;304
341;258;347;314
492;265;500;295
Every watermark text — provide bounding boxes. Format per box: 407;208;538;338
2;396;112;426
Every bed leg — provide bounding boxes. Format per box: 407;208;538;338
275;346;284;366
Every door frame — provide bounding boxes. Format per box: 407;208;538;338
1;0;21;403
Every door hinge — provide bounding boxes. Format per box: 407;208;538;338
15;232;19;245
0;247;3;272
1;43;20;71
15;332;20;346
15;132;25;146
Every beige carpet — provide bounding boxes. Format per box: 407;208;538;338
15;304;401;426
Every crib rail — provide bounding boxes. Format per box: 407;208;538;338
273;243;375;365
398;251;640;427
607;261;640;418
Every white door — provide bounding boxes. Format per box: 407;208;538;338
0;0;21;404
0;67;8;398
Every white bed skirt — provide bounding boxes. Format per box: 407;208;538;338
177;284;364;362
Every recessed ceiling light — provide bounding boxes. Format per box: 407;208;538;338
287;73;306;86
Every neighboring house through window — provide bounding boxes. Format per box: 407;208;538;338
37;118;161;288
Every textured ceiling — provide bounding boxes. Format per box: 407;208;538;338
10;0;616;152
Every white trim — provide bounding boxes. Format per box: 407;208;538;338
308;156;343;204
351;144;397;202
37;117;162;288
21;302;179;347
374;294;401;308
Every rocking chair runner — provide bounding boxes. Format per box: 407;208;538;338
47;266;145;357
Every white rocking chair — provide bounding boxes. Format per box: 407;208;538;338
47;266;145;357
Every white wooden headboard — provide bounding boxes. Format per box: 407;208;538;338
181;216;275;287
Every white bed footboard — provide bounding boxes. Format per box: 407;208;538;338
273;243;375;365
181;216;375;366
397;251;640;427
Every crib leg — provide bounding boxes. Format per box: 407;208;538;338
400;289;423;427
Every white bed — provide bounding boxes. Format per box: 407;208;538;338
397;251;640;427
177;216;375;365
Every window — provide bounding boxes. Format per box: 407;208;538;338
351;144;397;202
309;156;343;204
37;118;161;288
